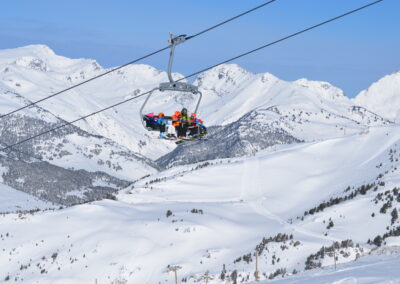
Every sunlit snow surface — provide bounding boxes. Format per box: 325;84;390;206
0;45;393;162
354;70;400;122
0;45;400;283
2;126;400;283
260;253;400;283
0;184;54;213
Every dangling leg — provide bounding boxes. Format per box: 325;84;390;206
176;126;182;138
144;116;152;129
189;126;199;137
181;124;188;138
166;124;176;138
200;126;207;136
159;124;166;138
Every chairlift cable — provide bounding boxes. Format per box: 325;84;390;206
0;0;278;120
0;0;383;154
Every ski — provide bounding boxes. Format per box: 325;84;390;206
175;137;208;144
158;137;177;141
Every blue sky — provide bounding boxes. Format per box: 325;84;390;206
1;0;399;97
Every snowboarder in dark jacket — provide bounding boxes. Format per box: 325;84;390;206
176;108;190;138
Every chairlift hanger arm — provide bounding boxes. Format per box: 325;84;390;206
162;33;200;93
167;33;188;84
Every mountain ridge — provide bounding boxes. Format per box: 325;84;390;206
1;44;400;283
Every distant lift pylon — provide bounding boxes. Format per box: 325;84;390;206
139;33;202;130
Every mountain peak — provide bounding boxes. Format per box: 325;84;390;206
195;63;253;87
0;44;103;75
258;72;278;83
354;70;400;121
22;44;56;55
0;44;55;60
294;78;346;102
211;63;251;75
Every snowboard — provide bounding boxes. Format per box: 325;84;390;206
175;136;208;144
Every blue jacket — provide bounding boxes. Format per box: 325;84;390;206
156;117;167;125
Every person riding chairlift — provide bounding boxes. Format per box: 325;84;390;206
144;112;158;130
176;108;190;138
156;112;167;138
171;110;181;138
189;113;207;137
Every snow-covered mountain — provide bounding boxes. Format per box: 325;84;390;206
0;45;167;204
158;64;392;167
196;64;391;130
354;70;400;122
157;109;303;168
0;45;179;160
0;45;392;157
2;126;400;283
0;44;397;201
1;44;400;283
0;155;131;206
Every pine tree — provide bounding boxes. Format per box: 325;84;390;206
231;270;238;284
373;235;383;246
391;208;398;224
220;264;226;280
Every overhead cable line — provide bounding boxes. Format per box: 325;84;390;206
0;0;277;120
0;0;383;154
185;0;277;40
182;0;384;80
0;148;42;163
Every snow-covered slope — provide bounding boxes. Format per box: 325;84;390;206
0;156;132;206
0;45;161;199
157;101;392;168
0;183;55;213
0;45;179;160
136;126;399;219
2;125;400;283
0;45;392;188
354;70;400;122
0;112;158;181
196;64;390;133
171;64;391;169
157;109;303;168
157;64;391;167
1;44;400;283
259;252;400;284
0;45;391;164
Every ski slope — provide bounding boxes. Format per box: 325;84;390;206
2;125;400;283
0;183;54;213
259;252;400;284
0;198;323;283
0;45;399;283
132;126;397;219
